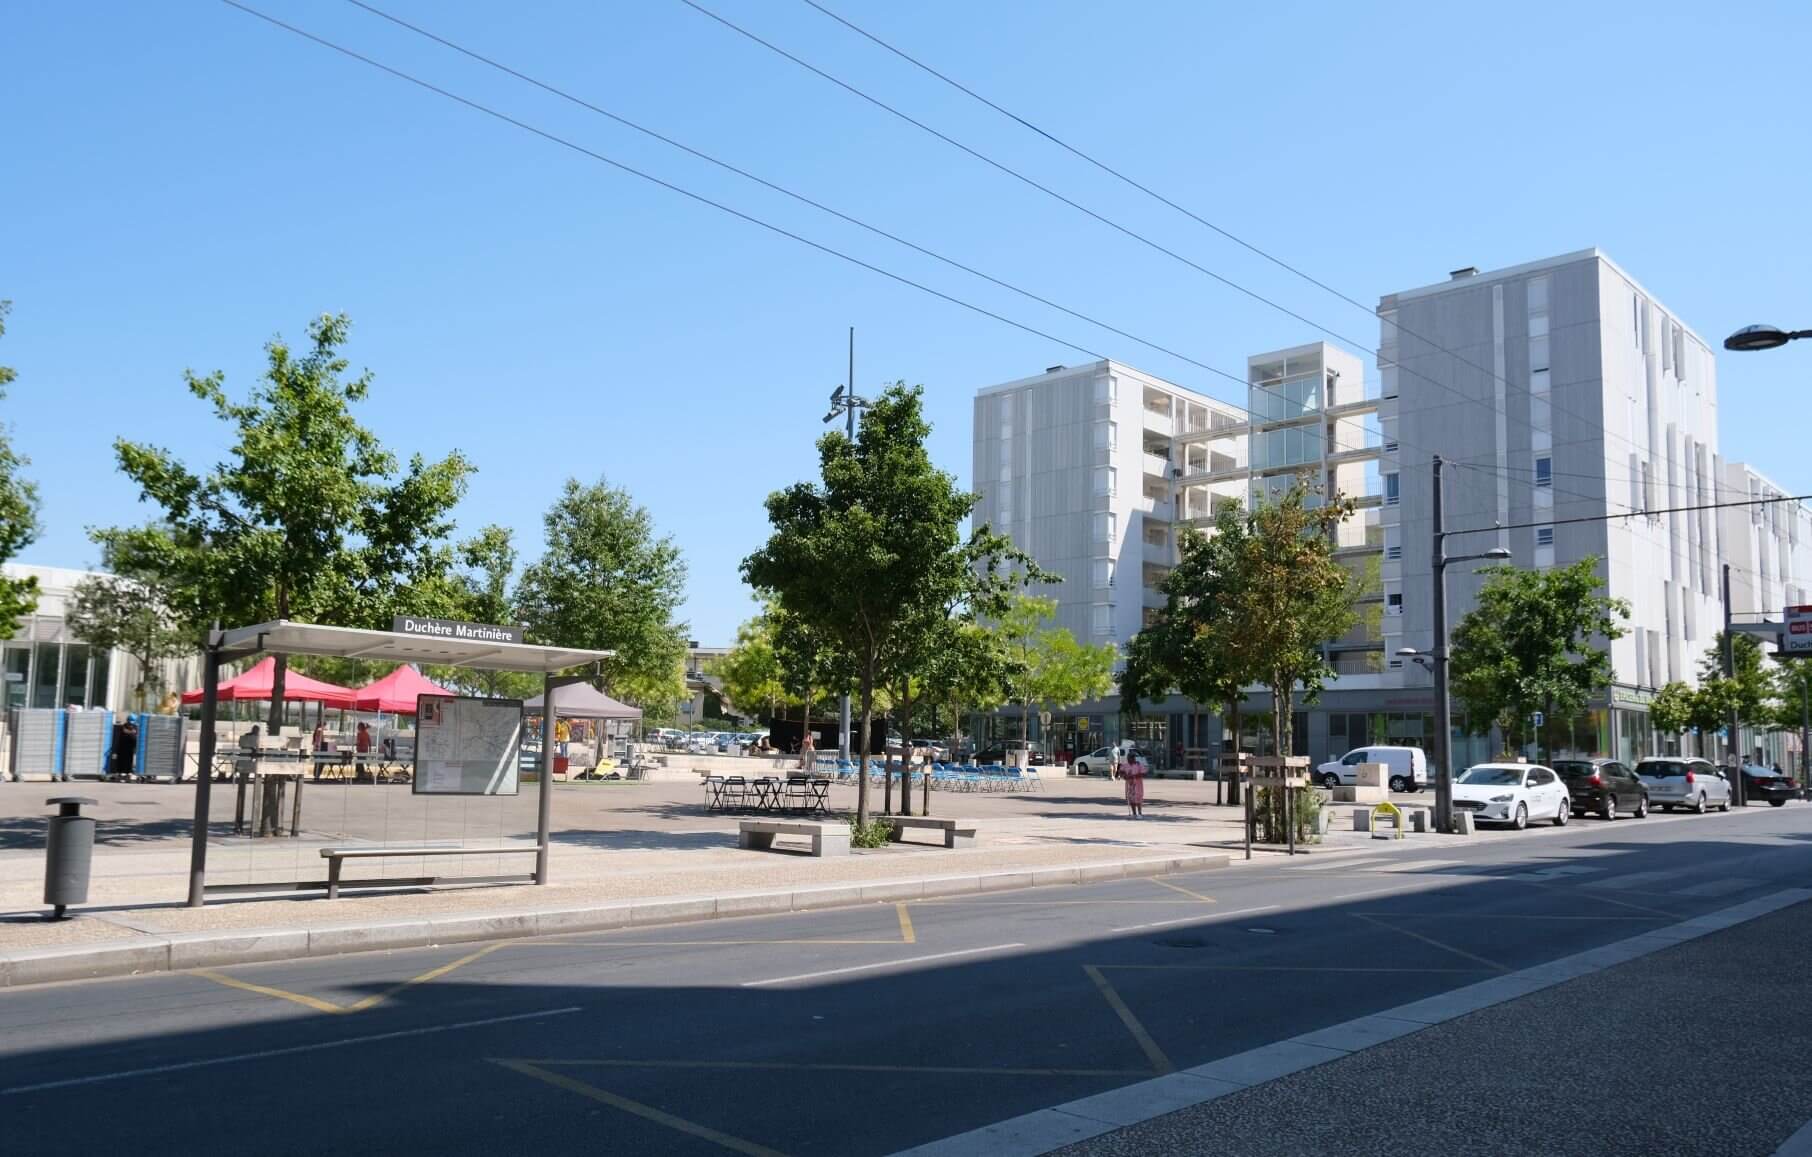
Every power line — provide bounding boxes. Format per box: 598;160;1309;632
687;0;1684;495
1446;492;1812;539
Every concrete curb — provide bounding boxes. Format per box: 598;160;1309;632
0;851;1229;989
888;887;1812;1157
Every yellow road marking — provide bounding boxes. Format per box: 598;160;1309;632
346;943;504;1012
1084;964;1174;1075
1351;912;1507;973
896;903;916;944
191;970;348;1015
507;1057;1150;1078
493;1060;789;1157
1149;878;1216;903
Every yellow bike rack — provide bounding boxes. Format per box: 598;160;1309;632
1370;800;1406;839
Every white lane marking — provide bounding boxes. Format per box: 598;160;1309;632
1366;859;1466;874
1111;905;1280;934
741;944;1025;988
1677;878;1754;898
1522;865;1603;880
1592;869;1688;891
1328;885;1427;903
0;1006;582;1096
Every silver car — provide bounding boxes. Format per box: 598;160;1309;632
1634;757;1732;813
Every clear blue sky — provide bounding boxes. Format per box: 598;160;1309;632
4;0;1807;643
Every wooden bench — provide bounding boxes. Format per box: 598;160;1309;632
737;819;848;857
882;815;978;849
319;844;542;898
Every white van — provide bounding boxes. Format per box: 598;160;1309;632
1316;745;1428;792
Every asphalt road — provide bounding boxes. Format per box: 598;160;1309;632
1;804;1808;1156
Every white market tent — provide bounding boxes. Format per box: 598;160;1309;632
524;683;642;720
186;620;614;906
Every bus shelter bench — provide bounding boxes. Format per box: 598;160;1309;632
737;819;848;857
881;815;978;849
319;844;542;898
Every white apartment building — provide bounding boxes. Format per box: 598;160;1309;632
1719;462;1812;621
971;361;1246;756
1382;249;1725;766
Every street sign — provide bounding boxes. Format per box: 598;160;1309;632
1785;606;1812;655
1531;711;1544;727
393;615;523;645
1038;710;1052;728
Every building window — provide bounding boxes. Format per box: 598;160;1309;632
1384;472;1400;506
996;481;1012;519
1094;466;1116;497
1094;512;1117;544
1674;329;1687;381
1386;543;1402;562
1096;375;1116;404
1092;559;1115;589
1094;420;1116;451
1528;274;1550;314
1530;394;1551;431
1091;604;1113;638
1537;527;1554;547
1535;457;1552;488
1386;592;1403;615
1529;335;1550;374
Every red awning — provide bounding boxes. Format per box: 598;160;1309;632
180;655;358;708
352;665;456;714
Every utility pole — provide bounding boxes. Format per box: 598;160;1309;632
821;327;865;763
1431;454;1454;834
1722;564;1746;805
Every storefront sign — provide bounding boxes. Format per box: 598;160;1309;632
392;616;523;645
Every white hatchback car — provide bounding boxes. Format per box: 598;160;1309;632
1452;763;1571;829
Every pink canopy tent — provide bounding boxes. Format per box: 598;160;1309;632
353;665;455;714
179;655;357;707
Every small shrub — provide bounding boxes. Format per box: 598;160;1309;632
850;816;893;848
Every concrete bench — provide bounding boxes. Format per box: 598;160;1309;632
319;844;541;899
738;819;848;857
881;815;978;849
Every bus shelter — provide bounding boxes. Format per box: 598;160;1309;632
186;619;613;906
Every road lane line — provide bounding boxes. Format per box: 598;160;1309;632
896;903;916;944
1149;878;1216;903
508;1057;1151;1078
348;942;506;1012
1084;965;1173;1075
0;1007;582;1095
494;1060;787;1157
1109;905;1279;934
1678;878;1754;898
1350;912;1508;973
190;970;349;1015
740;943;1024;988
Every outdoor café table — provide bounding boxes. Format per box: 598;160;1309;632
782;775;831;815
704;775;729;811
750;776;783;811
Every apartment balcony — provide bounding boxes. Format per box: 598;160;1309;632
1331;650;1386;676
1139;495;1173;521
1142;452;1173;480
1141;406;1173;437
1142;585;1167;610
1326;444;1382;469
1173;420;1249;447
1142;538;1172;565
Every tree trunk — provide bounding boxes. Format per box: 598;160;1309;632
1225;697;1242;807
855;665;873;828
1541;693;1553;767
266;584;290;735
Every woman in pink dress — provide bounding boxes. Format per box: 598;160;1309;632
1121;746;1146;818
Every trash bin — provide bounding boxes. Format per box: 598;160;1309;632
44;796;98;919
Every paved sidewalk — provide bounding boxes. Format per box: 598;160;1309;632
1040;896;1812;1157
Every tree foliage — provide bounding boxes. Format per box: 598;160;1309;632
1647;681;1697;738
514;476;690;717
994;593;1116;745
0;301;41;630
743;383;1016;825
65;572;191;710
93;314;473;730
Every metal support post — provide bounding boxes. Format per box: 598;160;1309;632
535;672;557;885
1723;565;1746;806
186;631;223;908
1431;455;1455;834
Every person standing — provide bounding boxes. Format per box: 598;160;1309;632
311;721;328;780
1121;745;1147;819
799;730;816;772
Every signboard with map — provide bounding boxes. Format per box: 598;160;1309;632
412;694;524;796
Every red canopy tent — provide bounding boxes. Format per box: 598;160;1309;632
179;655;358;708
353;665;455;714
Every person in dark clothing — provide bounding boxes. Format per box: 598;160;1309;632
111;718;140;779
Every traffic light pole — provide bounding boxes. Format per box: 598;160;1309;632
1431;454;1455;834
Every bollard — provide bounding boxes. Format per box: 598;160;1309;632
1452;810;1476;836
1411;809;1431;834
44;796;98;920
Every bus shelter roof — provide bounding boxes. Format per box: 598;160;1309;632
216;620;614;673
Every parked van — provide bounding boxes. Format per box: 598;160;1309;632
1315;745;1427;792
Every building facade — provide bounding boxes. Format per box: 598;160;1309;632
3;564;199;714
974;248;1806;774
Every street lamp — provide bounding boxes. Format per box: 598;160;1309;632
1423;535;1511;835
1724;324;1812;352
823;327;869;761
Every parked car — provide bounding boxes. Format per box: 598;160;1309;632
1315;745;1428;793
1634;757;1731;813
1452;762;1570;829
1552;758;1649;820
1740;763;1797;807
1073;745;1119;776
909;739;949;761
974;743;1048;766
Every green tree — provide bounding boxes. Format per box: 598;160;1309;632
515;477;690;717
743;384;987;827
1647;681;1697;747
423;526;541;700
717;608;788;722
994;592;1116;757
1772;657;1812;776
1693;631;1776;761
93;313;473;732
0;302;41;630
920;620;1012;752
64;571;191;709
1449;557;1629;763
